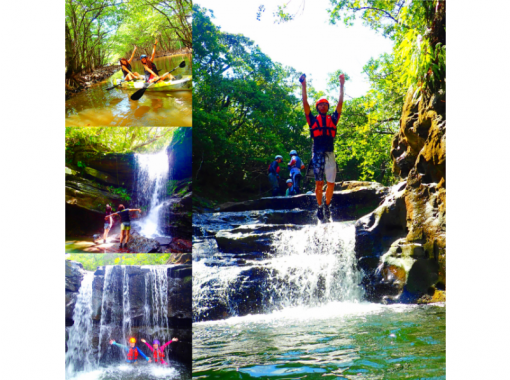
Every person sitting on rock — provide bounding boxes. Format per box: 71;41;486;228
140;39;175;84
300;72;345;221
110;337;151;364
107;205;141;249
268;155;283;196
103;204;113;244
287;150;305;194
119;46;143;81
285;179;296;196
140;337;178;365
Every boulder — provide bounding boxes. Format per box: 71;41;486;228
215;224;302;254
217;186;388;221
125;235;161;253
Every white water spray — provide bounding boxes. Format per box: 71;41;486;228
134;150;170;237
66;272;95;378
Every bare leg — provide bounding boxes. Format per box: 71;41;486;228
120;230;125;244
103;228;110;241
125;230;131;245
315;181;324;206
158;72;175;81
325;182;335;205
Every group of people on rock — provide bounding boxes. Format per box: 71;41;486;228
109;336;178;365
268;150;305;197
103;204;142;248
267;73;345;222
118;39;175;84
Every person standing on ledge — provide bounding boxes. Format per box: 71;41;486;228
299;73;345;221
268;155;283;196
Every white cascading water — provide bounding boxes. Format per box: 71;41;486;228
143;267;170;335
267;222;365;306
134;149;170;237
65;266;177;379
65;272;95;378
192;221;364;320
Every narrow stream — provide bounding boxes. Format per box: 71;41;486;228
65;55;192;127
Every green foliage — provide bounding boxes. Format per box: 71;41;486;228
193;5;315;201
328;0;446;94
66;254;171;271
65;0;191;84
65;127;175;153
107;186;131;202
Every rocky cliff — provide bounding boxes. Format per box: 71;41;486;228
355;85;446;303
65;260;192;367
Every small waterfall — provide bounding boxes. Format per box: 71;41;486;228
267;222;364;306
192;221;365;321
142;268;170;339
66;265;185;379
65;272;95;377
134;149;170;237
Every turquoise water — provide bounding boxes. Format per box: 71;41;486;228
193;302;445;379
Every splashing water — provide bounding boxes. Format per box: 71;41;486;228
134;150;169;237
267;222;365;306
66;273;95;378
67;266;189;379
192;221;365;321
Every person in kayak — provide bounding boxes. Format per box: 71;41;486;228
107;205;142;249
287;150;305;195
300;72;345;221
140;337;179;365
103;204;113;244
119;46;143;81
110;337;151;364
140;39;175;84
285;179;296;196
268;155;283;196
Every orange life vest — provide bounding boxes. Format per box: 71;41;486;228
310;114;337;138
153;349;165;362
127;347;139;361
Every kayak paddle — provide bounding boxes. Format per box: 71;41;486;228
130;60;186;101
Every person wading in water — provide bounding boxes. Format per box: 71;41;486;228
110;337;151;364
299;73;345;222
107;205;142;249
119;46;143;81
140;39;175;84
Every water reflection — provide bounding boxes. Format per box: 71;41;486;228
65;55;192;126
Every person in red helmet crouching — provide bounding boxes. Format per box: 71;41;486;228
299;73;345;222
110;337;151;364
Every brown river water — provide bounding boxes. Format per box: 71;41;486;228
65;55;192;126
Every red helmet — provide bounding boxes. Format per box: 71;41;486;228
315;98;329;113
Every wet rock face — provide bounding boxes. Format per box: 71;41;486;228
125;234;161;253
357;86;446;302
217;186;388;221
68;264;192;365
66;260;84;325
215;224;302;254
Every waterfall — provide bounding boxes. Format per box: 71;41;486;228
65;272;95;378
134;149;170;237
267;222;365;306
193;221;365;321
66;265;184;379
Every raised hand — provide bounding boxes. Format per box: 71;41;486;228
109;340;115;345
141;339;146;343
339;74;345;85
172;337;179;342
299;74;306;84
